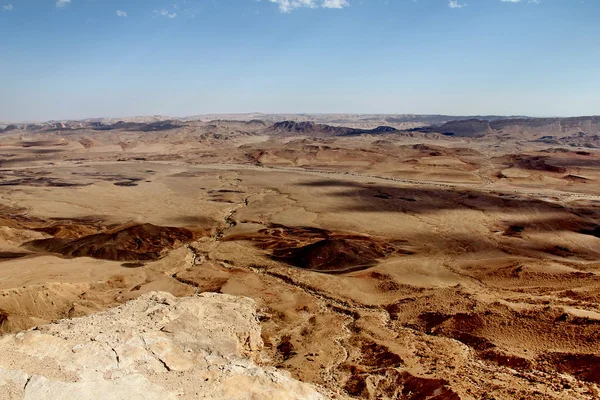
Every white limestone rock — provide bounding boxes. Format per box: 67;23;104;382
0;292;328;400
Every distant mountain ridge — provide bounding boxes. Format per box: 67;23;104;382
266;121;398;136
0;113;529;130
413;116;600;138
2;116;600;147
0;120;184;133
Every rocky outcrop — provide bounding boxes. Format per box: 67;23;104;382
0;292;328;400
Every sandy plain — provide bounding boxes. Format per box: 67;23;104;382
0;119;599;399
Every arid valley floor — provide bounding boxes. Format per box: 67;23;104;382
0;115;599;399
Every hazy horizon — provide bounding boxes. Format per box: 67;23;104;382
4;111;600;125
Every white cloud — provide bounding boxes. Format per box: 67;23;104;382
2;4;14;11
56;0;70;8
269;0;317;13
322;0;349;9
116;10;127;17
155;9;177;18
268;0;348;13
449;0;466;8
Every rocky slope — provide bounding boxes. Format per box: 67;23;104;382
0;292;329;400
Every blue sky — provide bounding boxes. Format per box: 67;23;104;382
1;0;599;121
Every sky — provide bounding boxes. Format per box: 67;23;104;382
1;0;599;121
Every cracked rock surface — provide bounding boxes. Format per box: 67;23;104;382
0;291;328;400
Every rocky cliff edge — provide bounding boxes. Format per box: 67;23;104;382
0;292;329;400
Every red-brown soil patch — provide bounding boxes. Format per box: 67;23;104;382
564;174;591;183
539;353;600;384
506;154;567;173
358;340;403;368
343;366;459;399
272;238;387;273
226;224;412;273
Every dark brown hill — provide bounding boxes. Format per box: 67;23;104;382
268;121;353;136
266;121;397;137
24;223;197;261
271;238;387;273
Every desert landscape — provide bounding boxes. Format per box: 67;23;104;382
0;114;598;398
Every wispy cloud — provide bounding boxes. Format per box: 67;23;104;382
269;0;316;13
268;0;349;13
56;0;70;8
2;3;13;11
322;0;349;9
154;9;177;18
449;0;466;8
501;0;541;3
116;10;127;17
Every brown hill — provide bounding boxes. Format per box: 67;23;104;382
24;223;197;261
271;238;388;273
